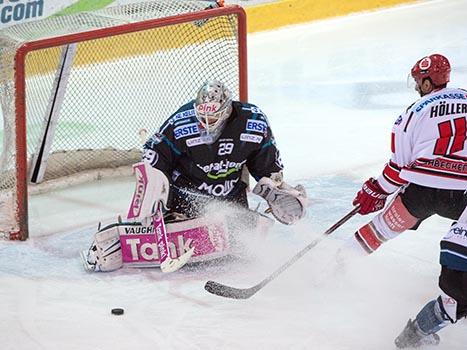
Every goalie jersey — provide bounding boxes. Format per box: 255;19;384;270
142;101;283;213
377;87;467;193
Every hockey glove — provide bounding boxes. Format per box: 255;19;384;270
353;177;389;215
253;174;308;225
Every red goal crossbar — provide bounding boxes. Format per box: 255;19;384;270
8;4;247;240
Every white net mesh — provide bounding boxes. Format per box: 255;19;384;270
0;0;244;239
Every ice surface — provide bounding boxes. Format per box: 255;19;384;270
1;1;467;349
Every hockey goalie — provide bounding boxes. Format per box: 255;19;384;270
81;80;308;273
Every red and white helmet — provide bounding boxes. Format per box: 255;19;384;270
411;54;451;87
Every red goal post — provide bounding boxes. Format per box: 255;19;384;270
0;1;247;240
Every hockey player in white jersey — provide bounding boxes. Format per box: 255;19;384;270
350;54;467;348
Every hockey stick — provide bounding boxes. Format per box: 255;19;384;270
204;206;360;299
152;202;194;273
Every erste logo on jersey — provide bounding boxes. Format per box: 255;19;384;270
174;122;199;139
246;119;268;133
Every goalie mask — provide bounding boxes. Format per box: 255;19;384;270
194;80;233;138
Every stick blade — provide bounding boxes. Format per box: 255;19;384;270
204;280;258;299
160;247;195;273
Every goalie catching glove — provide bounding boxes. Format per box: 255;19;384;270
253;172;308;225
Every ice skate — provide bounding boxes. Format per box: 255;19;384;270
394;319;440;348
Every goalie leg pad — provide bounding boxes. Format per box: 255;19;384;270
127;161;170;220
83;223;123;272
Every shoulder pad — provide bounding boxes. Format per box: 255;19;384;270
159;102;197;133
238;103;269;124
146;132;165;148
169;102;197;125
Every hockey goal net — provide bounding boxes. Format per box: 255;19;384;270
0;0;247;240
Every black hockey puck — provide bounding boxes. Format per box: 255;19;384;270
111;308;124;315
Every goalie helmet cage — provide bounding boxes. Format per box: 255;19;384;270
0;0;247;240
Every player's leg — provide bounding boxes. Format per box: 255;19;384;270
353;185;466;254
352;184;435;254
394;318;441;348
395;201;467;349
395;266;467;348
434;187;467;220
